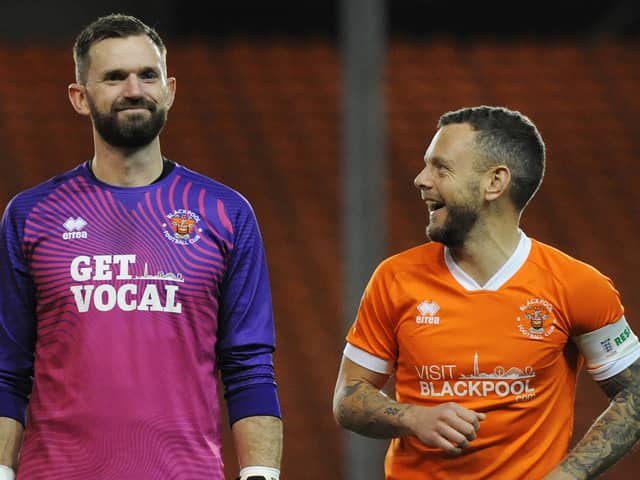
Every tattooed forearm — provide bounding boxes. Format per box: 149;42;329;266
599;362;640;404
556;362;640;479
334;379;411;439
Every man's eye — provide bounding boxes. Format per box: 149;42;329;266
105;74;125;82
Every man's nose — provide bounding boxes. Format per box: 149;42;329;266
122;73;144;97
414;166;432;189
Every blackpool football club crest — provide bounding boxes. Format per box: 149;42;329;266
516;298;557;340
162;209;202;245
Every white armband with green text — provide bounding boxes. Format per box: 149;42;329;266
573;316;640;380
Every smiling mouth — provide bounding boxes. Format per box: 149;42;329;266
428;201;445;212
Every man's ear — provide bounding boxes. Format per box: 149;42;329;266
484;165;511;202
166;76;176;110
68;83;91;116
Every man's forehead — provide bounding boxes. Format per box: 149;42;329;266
88;35;164;69
424;123;476;160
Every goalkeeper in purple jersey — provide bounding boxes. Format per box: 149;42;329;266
0;14;282;480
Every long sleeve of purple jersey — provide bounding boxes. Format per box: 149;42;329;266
216;199;281;425
0;197;37;426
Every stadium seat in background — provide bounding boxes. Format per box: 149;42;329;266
1;37;640;480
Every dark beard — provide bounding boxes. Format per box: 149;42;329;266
88;96;167;149
427;202;479;248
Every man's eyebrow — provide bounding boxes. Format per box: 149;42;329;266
99;68;127;78
101;66;160;77
425;155;448;166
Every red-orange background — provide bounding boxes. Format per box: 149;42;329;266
1;37;640;479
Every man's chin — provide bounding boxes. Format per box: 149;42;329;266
427;227;464;248
426;226;441;243
98;131;156;149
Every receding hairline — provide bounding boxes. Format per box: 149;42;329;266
425;122;481;160
73;14;166;84
74;34;168;84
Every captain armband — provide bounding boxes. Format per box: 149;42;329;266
235;466;280;480
573;315;640;381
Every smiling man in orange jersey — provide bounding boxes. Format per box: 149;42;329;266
333;106;640;479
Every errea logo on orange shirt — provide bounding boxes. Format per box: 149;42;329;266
416;300;440;324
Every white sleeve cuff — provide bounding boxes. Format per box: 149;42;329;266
344;343;393;374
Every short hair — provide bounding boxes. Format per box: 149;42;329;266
438;106;546;211
73;13;165;84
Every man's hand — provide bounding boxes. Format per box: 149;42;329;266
404;402;486;455
334;357;485;453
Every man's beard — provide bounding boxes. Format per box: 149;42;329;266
427;201;479;248
88;96;167;149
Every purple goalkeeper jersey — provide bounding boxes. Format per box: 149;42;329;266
0;161;280;480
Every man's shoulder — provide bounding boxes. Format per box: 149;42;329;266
377;242;443;275
5;163;86;218
528;238;611;283
391;241;442;261
173;163;254;211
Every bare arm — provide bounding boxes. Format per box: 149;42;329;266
232;415;282;469
333;356;485;455
546;359;640;479
0;417;23;468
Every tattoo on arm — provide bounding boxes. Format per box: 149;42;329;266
598;365;637;400
559;362;640;478
343;380;364;398
336;379;409;439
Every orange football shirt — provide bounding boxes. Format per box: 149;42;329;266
345;233;624;479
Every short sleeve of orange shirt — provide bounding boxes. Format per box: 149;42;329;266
347;258;400;371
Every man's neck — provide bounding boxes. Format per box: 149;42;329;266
447;221;522;287
91;139;164;187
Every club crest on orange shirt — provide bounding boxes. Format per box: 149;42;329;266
516;298;557;339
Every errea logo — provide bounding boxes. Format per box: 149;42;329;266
62;216;88;240
416;300;440;324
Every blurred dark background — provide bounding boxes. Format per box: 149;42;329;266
1;1;640;479
3;1;640;41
